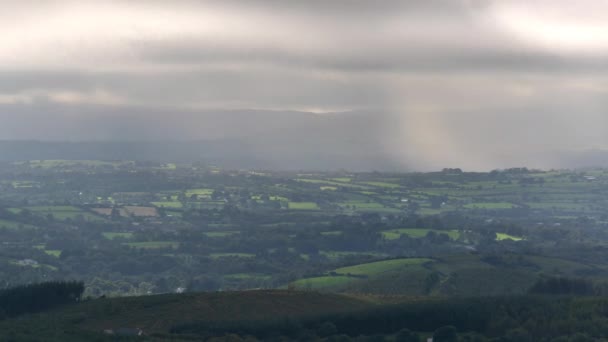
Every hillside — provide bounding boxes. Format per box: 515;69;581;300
0;290;377;341
290;253;608;296
2;289;608;341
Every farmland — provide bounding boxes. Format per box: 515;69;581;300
124;241;179;249
1;162;608;298
102;232;134;240
381;228;461;240
288;202;319;210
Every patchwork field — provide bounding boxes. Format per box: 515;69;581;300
292;258;432;290
203;231;240;238
102;232;134;240
121;206;158;217
210;253;256;259
496;233;524;241
288;202;319;210
334;258;433;276
381;228;461;240
124;241;178;249
151;201;183;209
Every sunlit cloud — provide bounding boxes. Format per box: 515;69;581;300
485;1;608;53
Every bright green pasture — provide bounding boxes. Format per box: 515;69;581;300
44;250;62;257
288;202;319;210
330;177;352;182
185;188;214;197
151;201;183;209
496;233;524;241
103;232;134;240
334;258;433;276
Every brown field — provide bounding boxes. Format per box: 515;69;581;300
122;206;158;217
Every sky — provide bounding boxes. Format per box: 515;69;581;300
1;0;608;170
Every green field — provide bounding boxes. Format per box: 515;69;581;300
292;258;432;290
102;232;134;240
124;241;178;249
151;201;183;209
335;258;433;277
496;233;524;241
330;177;352;182
11;181;39;188
288;202;319;210
361;181;401;189
292;253;580;296
382;228;460;240
185;188;214;197
44;250;62;257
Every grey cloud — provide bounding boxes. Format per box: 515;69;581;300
141;39;608;73
1;0;608;170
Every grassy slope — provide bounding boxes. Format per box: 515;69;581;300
292;253;608;296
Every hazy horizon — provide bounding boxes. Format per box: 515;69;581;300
2;0;608;170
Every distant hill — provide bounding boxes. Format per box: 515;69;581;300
0;108;404;171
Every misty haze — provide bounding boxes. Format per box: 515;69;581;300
1;1;608;341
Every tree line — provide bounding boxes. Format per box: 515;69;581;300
0;281;84;318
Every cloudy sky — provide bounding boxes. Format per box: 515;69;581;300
1;0;608;170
